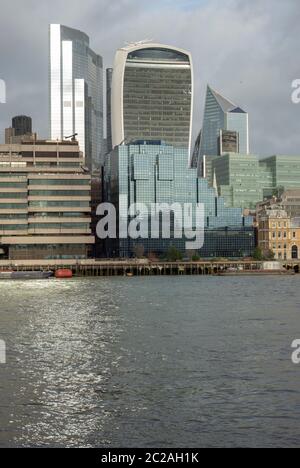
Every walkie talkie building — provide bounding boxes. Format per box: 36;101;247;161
111;42;193;157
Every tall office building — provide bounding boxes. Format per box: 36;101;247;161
111;42;193;156
195;85;249;176
49;24;103;171
12;115;32;136
5;116;36;144
106;68;113;154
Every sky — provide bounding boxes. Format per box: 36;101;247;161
0;0;299;155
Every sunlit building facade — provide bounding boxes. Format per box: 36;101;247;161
49;24;103;171
111;43;193;157
257;204;300;260
0;140;94;260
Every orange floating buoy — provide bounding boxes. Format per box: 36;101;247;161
55;269;73;279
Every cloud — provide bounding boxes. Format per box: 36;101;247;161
0;0;299;155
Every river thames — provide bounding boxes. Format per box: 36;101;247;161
0;275;299;448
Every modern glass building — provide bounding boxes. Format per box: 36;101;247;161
49;24;103;171
111;43;193;157
195;85;249;176
209;152;300;210
105;142;255;258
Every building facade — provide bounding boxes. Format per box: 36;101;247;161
106;68;113;154
105;142;255;259
281;190;300;218
12;115;32;136
111;43;193;157
195;85;249;176
49;24;103;171
207;152;300;210
5;116;36;144
0;140;94;259
257;204;300;260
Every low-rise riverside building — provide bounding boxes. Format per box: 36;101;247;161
257;204;300;260
0;139;94;260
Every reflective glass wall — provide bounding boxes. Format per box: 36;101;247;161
105;143;255;258
49;24;104;171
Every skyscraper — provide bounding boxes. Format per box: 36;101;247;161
106;68;113;154
12;115;32;136
5;115;36;144
49;24;103;171
195;85;249;176
111;42;193;156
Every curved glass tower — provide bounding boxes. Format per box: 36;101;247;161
49;24;103;171
111;42;193;156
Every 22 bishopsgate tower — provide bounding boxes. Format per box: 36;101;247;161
49;24;103;171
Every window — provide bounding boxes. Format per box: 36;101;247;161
292;245;298;259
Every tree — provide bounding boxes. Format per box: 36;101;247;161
147;251;159;262
133;244;145;259
192;254;200;262
253;247;275;261
252;247;263;261
187;250;200;262
264;249;275;260
166;246;183;262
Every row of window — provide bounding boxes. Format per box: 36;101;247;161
29;190;90;196
271;231;297;239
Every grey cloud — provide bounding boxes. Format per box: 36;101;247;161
0;0;299;155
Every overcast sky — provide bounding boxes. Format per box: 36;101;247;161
0;0;299;155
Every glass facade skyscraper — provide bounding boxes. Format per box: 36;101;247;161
111;43;193;157
195;85;249;176
49;24;103;171
105;142;255;258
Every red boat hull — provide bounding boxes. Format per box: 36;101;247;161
55;269;73;279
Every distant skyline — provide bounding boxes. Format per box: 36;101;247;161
0;0;299;156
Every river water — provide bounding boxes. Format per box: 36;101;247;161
0;276;299;448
